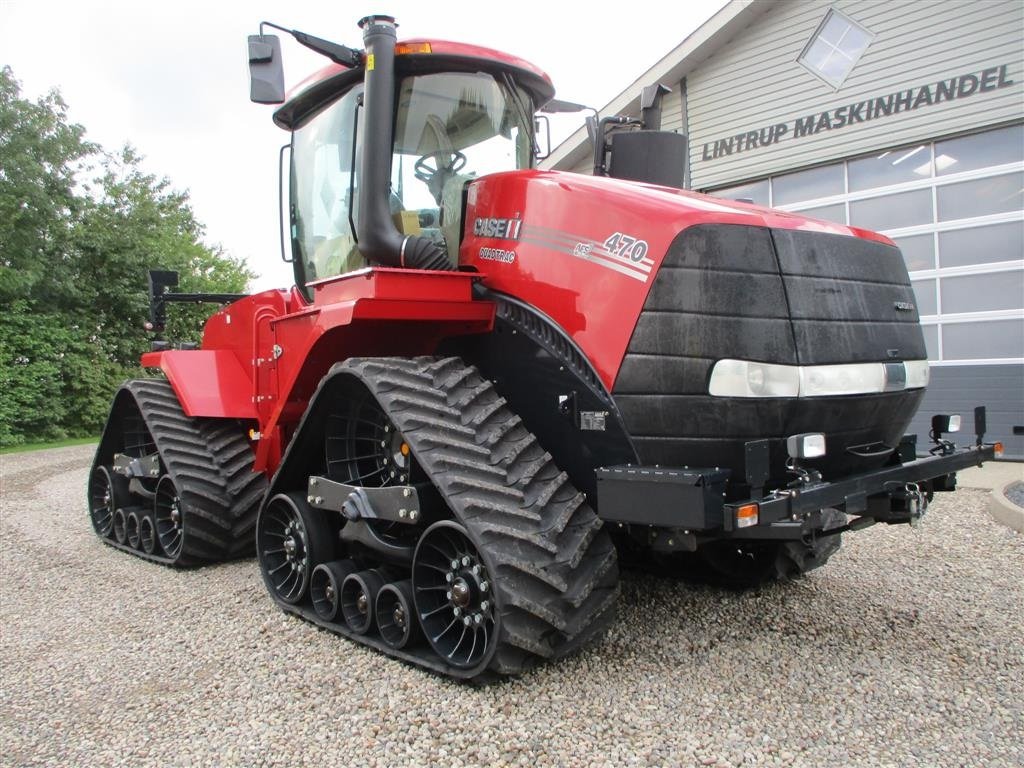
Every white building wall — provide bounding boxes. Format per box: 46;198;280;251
686;0;1024;189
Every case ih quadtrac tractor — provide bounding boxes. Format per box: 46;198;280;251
87;15;999;680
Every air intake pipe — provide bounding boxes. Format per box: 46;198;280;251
356;15;453;271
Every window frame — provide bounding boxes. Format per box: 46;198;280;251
797;8;875;90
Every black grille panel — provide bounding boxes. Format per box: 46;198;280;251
612;223;928;481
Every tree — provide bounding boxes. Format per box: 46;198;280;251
0;66;93;307
73;147;253;368
0;68;254;446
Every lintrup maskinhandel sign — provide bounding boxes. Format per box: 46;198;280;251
700;64;1015;162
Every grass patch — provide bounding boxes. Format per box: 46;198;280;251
0;436;98;455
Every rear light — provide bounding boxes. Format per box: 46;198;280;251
994;442;1004;458
932;414;961;434
787;432;826;459
735;503;759;528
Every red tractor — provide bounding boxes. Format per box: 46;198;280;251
88;15;999;680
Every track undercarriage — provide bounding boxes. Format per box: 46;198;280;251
87;380;266;566
256;356;620;680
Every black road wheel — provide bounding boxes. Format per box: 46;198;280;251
376;579;420;650
258;493;333;605
139;514;157;554
311;560;358;621
112;508;128;545
88;466;126;538
126;510;141;549
154;475;185;561
413;521;497;669
340;569;386;634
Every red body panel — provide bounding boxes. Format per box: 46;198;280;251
462;170;889;391
140;350;258;420
145;269;492;474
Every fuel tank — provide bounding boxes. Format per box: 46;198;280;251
463;171;926;483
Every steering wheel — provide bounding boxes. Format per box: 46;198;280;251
414;150;467;186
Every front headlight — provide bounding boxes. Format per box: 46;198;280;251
799;363;886;397
904;360;930;389
707;360;799;397
708;359;933;397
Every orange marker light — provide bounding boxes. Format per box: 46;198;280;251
395;42;432;55
994;442;1004;458
736;503;759;529
400;442;410;457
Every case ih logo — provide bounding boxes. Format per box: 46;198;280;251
474;217;522;240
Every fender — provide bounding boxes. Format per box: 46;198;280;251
140;349;258;420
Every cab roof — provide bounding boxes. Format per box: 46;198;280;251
273;38;555;131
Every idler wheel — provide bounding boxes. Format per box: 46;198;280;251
257;493;333;605
311;560;359;621
153;475;185;560
88;466;127;538
340;569;387;635
412;520;498;669
126;509;141;549
139;514;157;554
376;579;420;650
112;508;128;545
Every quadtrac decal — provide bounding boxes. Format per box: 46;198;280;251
478;246;516;264
517;223;655;282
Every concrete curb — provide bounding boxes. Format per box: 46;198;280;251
988;482;1024;533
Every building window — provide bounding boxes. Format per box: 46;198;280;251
798;8;874;89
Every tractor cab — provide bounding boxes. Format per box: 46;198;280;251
248;17;553;294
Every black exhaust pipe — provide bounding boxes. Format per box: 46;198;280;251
356;15;453;271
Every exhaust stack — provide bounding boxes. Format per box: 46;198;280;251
356;15;453;271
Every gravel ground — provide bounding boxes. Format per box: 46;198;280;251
1;444;1022;768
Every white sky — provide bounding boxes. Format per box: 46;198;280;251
0;0;727;290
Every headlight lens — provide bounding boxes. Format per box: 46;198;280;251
707;360;799;397
904;360;930;389
709;359;932;397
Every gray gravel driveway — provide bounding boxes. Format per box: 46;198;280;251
1;444;1021;767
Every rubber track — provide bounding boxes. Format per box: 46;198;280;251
100;379;266;566
337;357;620;676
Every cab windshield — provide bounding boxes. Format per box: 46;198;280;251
290;71;533;285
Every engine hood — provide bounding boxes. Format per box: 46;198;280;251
462;169;926;482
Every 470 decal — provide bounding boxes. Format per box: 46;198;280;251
603;232;649;262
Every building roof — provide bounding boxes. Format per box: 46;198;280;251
542;0;772;171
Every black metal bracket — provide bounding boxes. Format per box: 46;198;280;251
113;452;160;480
147;270;245;333
306;476;421;524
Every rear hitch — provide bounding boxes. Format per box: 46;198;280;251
883;481;929;527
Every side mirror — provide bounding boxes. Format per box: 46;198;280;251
534;115;552;160
248;34;285;104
